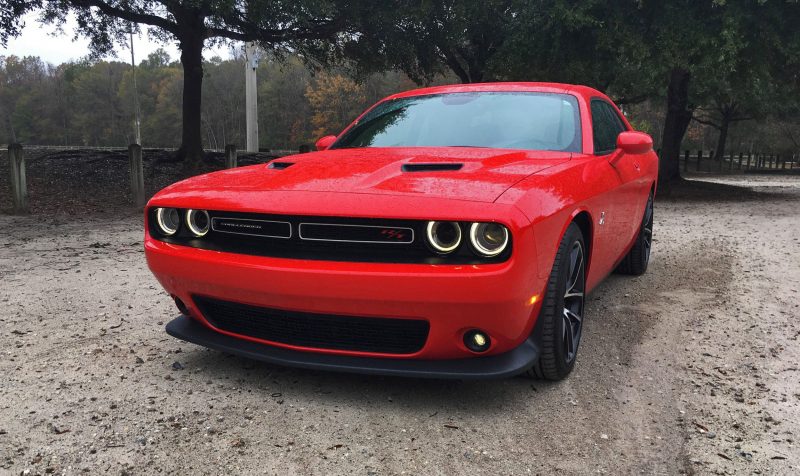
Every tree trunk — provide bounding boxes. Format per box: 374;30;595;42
658;68;693;192
714;113;731;162
176;30;206;168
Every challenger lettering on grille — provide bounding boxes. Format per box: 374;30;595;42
211;218;292;238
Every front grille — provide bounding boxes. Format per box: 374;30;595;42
148;209;512;264
194;296;430;354
211;217;292;238
298;222;414;244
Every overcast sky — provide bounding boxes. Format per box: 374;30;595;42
0;13;233;65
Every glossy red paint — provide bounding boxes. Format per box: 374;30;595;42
145;82;658;371
617;131;654;156
315;135;336;151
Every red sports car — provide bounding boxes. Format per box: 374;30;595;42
145;83;657;380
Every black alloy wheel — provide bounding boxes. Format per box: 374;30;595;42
528;222;586;380
617;191;654;276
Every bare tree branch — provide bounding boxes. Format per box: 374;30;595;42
69;0;178;34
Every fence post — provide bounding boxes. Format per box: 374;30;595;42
769;154;774;169
225;144;238;169
781;154;786;170
128;144;145;208
8;143;28;214
696;150;702;172
683;150;689;172
746;153;752;170
737;153;743;170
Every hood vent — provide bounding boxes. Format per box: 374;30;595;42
268;161;294;170
401;163;463;172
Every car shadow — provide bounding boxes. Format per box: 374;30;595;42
178;346;557;414
172;272;650;415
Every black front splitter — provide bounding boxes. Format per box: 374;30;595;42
166;315;539;380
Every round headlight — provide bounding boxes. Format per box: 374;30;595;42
186;209;210;237
469;222;509;257
156;208;181;236
426;221;462;253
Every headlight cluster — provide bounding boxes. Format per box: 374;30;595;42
425;221;510;257
154;208;210;238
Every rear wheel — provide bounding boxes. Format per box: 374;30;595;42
527;223;586;380
617;191;654;276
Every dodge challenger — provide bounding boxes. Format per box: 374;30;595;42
145;82;657;380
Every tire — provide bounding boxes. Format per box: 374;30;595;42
616;191;654;276
527;222;586;381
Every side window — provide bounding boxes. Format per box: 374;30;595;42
591;100;626;154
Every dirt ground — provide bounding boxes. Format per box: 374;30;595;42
1;173;798;475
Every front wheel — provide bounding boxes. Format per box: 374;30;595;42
527;223;586;381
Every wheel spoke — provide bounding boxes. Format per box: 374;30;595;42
562;313;575;356
566;244;584;293
564;308;582;325
564;290;584;300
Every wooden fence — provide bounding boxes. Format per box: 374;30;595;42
668;149;799;173
2;143;295;214
4;144;798;215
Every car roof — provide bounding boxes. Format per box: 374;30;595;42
384;82;607;101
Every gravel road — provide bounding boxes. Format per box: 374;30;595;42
1;174;798;475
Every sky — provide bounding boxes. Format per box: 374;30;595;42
0;12;233;65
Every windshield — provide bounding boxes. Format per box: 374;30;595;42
331;92;582;152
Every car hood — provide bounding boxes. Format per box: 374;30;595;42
176;147;573;203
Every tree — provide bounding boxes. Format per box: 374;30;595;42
691;1;800;163
305;72;366;138
0;0;36;45
7;0;352;166
631;0;800;187
258;55;314;147
344;0;532;84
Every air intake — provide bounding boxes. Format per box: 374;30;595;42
193;296;430;354
401;163;463;172
268;162;294;170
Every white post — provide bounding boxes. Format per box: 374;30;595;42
128;144;145;208
245;42;259;152
129;28;142;146
9;143;28;214
225;144;238;169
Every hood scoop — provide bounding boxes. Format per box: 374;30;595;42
401;163;463;173
268;161;295;170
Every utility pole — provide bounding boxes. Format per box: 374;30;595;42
129;28;142;146
245;42;259;152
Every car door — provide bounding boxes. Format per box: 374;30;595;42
588;99;635;271
584;101;628;278
597;100;649;244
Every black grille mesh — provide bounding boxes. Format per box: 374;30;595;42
193;296;429;354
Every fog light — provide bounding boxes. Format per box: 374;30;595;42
464;330;491;353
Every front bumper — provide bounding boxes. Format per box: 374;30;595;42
146;232;545;360
167;314;540;379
